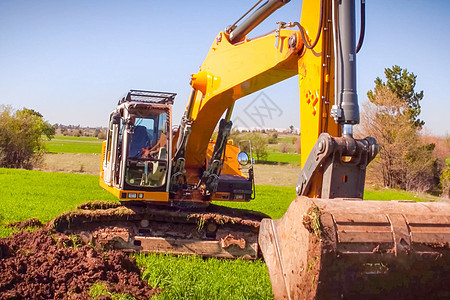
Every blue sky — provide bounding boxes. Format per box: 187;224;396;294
0;0;449;136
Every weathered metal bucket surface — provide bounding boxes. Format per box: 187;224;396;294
259;196;450;299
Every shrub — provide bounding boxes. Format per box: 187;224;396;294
0;106;55;169
294;137;301;154
441;165;450;199
247;132;268;161
268;133;278;144
280;142;289;153
97;131;107;140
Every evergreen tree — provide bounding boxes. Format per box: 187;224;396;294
367;65;424;128
361;71;437;192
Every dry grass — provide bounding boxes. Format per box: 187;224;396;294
38;153;101;175
39;153;301;186
253;164;300;187
39;154;299;187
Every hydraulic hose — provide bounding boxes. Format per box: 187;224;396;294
292;0;323;50
356;0;365;53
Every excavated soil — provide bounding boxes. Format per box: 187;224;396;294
0;203;267;299
51;202;266;230
5;218;43;229
0;227;160;299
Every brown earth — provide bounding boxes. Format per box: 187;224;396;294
0;227;160;299
253;164;300;186
5;218;43;229
38;153;101;175
0;203;267;299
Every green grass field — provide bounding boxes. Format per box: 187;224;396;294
135;254;272;300
213;185;296;219
277;137;295;143
52;136;103;142
264;151;301;165
0;168;116;237
0;168;435;237
364;186;437;202
45;135;103;154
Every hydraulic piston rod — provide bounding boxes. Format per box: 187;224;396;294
338;0;359;124
228;0;290;44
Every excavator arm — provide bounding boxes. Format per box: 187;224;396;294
174;0;450;298
173;0;366;199
173;26;301;184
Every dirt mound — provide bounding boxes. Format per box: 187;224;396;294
6;218;43;229
50;202;267;233
0;229;160;299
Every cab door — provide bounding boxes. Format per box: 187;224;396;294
103;111;121;186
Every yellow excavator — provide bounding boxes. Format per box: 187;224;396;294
55;0;450;298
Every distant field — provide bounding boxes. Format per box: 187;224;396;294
264;151;301;164
277;137;295;143
52;136;102;142
45;135;103;154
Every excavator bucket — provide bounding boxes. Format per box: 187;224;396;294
259;196;450;299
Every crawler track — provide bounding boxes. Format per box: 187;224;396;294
50;202;268;259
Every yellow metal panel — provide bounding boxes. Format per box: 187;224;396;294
99;141;106;178
206;141;243;177
99;180;169;202
99;180;122;198
186;29;301;173
184;0;340;179
299;0;339;168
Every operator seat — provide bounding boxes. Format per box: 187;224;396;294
129;125;150;157
150;147;167;184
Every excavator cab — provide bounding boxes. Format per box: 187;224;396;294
100;90;175;203
126;110;168;188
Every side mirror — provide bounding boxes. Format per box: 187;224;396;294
237;152;249;166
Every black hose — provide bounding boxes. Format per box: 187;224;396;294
356;0;365;53
295;0;323;50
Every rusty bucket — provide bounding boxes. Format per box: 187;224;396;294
259;197;450;299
